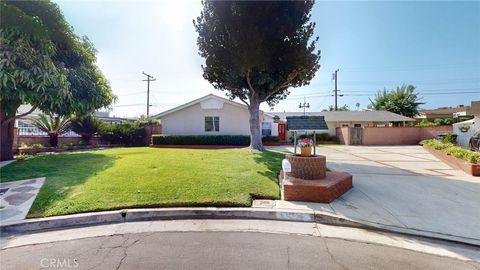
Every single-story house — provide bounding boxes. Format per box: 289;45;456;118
272;110;415;138
416;105;473;122
152;94;278;137
152;94;415;140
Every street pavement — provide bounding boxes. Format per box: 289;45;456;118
1;219;479;270
265;145;480;244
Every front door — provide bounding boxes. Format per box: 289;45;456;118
278;123;286;141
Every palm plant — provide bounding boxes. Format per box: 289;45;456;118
70;115;104;144
369;85;424;118
30;114;71;147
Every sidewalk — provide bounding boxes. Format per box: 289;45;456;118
265;145;480;245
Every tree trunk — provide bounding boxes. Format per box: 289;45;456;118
248;95;265;150
1;112;15;161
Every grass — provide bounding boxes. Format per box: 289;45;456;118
0;147;284;218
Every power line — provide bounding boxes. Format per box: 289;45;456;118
142;72;156;118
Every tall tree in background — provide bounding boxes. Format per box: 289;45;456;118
0;0;116;160
194;1;320;150
369;85;424;118
329;105;349;111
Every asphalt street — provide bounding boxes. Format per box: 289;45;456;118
1;231;479;270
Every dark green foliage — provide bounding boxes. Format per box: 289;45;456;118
442;133;457;144
298;133;337;142
152;135;250;146
194;1;320;149
262;136;280;142
99;121;147;146
0;0;115;160
29;114;70;146
70;115;104;144
421;139;480;164
369;85;424;118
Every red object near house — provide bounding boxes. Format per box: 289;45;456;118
278;123;286;141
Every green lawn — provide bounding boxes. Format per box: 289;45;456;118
0;147;284;218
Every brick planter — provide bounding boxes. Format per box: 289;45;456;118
423;145;480;176
282;154;353;203
287;154;326;180
282;171;352;203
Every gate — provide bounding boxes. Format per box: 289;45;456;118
349;127;362;145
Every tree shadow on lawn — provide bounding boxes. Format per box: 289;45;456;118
253;150;286;182
0;152;117;217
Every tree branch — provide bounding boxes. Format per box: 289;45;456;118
265;70;299;101
245;69;255;94
2;104;39;125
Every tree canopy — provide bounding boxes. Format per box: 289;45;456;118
0;0;116;160
369;85;424;118
0;0;116;118
194;0;320;149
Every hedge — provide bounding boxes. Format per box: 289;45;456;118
152;135;250;146
420;139;480;164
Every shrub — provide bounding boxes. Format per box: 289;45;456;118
420;139;480;164
416;119;436;127
443;118;453;125
297;133;336;142
70;115;104;144
442;133;457;144
152;135;250;146
20;143;44;149
99;121;147;146
262;136;279;142
138;119;160;126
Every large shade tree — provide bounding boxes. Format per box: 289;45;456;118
194;1;320;150
369;85;424;118
0;0;116;160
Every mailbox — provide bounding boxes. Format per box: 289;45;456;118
282;159;291;173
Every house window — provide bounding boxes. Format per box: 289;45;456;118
262;122;272;136
354;124;362;127
341;123;349;127
205;116;219;132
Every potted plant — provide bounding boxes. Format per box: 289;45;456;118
297;138;313;157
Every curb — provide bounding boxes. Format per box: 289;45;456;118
1;207;479;247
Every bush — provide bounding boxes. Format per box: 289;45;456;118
442;133;457;144
262;136;279;142
416;119;436;127
297;133;337;142
420;139;480;164
99;121;147;146
20;143;44;149
152;135;250;146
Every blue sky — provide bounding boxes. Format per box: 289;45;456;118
54;0;480;118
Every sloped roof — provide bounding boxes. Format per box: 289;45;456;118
272;110;415;122
151;94;259;119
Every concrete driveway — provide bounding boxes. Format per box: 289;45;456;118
265;145;480;244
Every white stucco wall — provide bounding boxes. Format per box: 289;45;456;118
160;101;264;136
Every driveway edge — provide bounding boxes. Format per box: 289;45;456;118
1;207;479;247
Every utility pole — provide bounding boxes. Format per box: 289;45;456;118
332;69;343;111
298;97;310;116
142;72;156;118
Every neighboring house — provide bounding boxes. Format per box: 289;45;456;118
273;111;415;138
416;105;473;122
14;105;132;136
152;94;277;137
